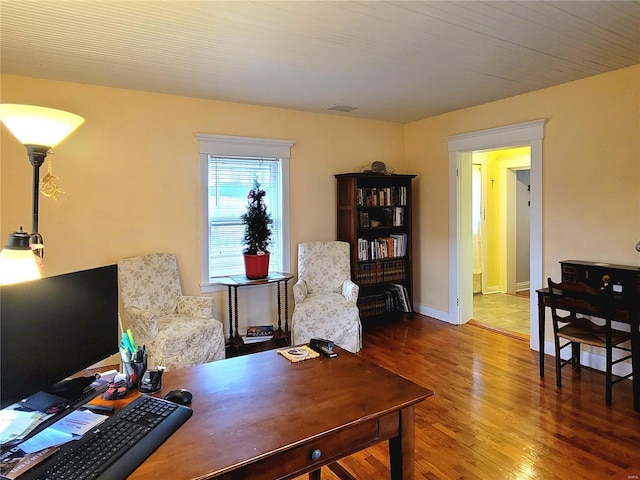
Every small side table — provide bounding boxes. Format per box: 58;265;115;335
217;272;293;355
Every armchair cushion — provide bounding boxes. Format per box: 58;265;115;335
152;314;224;370
176;296;215;317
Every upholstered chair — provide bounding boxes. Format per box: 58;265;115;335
117;253;226;370
291;241;362;353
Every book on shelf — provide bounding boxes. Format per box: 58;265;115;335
357;186;407;207
246;325;274;337
384;283;412;313
357;234;407;261
241;335;273;344
356;284;411;317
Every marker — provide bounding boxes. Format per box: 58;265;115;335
126;329;137;352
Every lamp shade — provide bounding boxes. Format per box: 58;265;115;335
0;104;85;148
0;228;42;285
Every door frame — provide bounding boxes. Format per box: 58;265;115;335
500;157;531;295
447;120;545;351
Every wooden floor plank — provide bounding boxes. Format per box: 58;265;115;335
293;313;640;479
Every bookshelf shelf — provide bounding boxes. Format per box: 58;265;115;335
335;173;416;320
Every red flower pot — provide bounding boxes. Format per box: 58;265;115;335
244;253;270;279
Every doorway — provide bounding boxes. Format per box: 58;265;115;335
447;120;545;352
471;148;531;337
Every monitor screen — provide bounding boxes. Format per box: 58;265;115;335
1;265;119;408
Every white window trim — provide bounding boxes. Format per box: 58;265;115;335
197;134;296;293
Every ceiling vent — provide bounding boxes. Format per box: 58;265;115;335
326;104;358;112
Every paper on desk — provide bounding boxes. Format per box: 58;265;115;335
19;410;108;454
53;410;107;436
0;406;53;445
19;429;73;454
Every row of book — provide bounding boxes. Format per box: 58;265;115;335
357;186;407;207
355;259;407;285
357;284;412;317
358;207;405;228
357;234;407;261
242;325;274;344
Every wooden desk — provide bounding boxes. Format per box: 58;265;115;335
127;348;433;479
218;272;293;354
537;260;640;412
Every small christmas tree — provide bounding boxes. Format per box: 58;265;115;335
241;179;273;255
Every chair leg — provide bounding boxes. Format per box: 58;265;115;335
606;343;613;406
572;342;581;372
554;336;562;388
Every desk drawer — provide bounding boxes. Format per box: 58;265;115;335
231;412;399;480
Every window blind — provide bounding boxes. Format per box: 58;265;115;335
207;156;281;279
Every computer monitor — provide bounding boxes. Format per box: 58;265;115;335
0;265;119;409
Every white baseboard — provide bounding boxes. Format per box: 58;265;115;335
543;340;633;379
413;303;457;324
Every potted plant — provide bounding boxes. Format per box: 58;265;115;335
241;179;273;279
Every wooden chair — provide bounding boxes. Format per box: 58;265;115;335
547;278;633;405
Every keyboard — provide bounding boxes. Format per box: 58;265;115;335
22;395;192;480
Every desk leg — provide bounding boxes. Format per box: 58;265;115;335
232;286;243;348
284;279;290;333
537;291;546;378
276;280;283;331
388;406;415;480
227;287;233;343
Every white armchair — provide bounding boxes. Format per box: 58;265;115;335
291;241;362;353
117;253;225;370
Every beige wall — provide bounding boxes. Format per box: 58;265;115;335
406;65;640;321
0;74;405;332
2;65;639;341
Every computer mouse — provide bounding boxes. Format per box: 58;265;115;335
163;389;193;405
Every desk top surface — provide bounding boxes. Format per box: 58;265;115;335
127;348;433;479
560;260;640;272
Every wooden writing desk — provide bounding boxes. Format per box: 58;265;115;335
125;348;433;479
537;260;640;411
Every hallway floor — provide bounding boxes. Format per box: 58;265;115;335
472;291;530;337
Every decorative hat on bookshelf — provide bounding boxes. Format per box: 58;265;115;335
361;161;394;175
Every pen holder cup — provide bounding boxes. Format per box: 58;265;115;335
123;359;147;390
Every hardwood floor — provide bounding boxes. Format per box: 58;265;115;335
294;313;640;480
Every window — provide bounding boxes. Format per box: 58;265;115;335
197;134;295;291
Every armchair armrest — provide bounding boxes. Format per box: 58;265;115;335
342;280;359;305
176;295;214;317
123;306;159;341
293;280;308;304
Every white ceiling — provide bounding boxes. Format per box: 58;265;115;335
1;1;638;123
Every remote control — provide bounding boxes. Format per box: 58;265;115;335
83;404;115;414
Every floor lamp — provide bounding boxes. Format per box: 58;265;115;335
0;104;85;284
